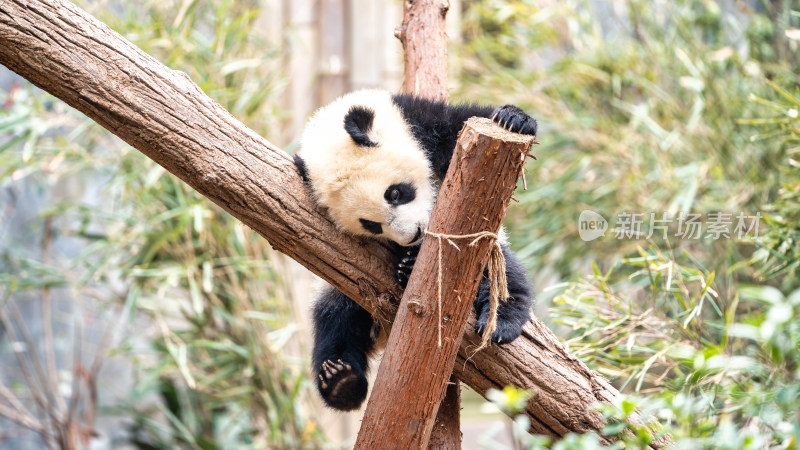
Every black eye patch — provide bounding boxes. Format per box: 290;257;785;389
384;182;416;206
359;218;383;235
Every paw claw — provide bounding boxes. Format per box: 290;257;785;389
491;105;537;136
395;245;422;287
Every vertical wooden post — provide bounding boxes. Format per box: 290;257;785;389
395;0;450;101
428;380;462;449
394;0;460;447
354;119;533;449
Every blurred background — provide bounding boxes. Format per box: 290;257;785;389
0;0;798;448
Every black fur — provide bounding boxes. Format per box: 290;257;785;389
394;243;532;343
344;105;378;147
312;287;374;411
389;95;537;179
305;94;538;411
492;105;538;136
294;154;309;183
473;244;533;343
359;218;383;235
391;95;495;180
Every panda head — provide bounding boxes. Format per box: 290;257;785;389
295;90;435;247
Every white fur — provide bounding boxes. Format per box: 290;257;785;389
299;90;435;246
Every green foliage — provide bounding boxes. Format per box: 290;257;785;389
483;247;800;448
1;0;323;447
554;249;799;447
739;80;800;289
461;0;800;447
485;385;535;416
4;0;800;447
457;0;799;281
89;0;285;134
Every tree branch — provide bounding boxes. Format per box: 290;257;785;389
0;0;668;445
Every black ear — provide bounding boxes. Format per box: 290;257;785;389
344;105;378;147
294;154;310;184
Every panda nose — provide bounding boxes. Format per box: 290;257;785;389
410;226;422;244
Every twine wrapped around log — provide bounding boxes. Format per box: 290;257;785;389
423;229;509;349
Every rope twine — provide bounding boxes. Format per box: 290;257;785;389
423;229;509;350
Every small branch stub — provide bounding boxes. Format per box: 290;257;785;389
407;299;426;316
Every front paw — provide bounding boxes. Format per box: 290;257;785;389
491;105;537;136
394;245;420;288
475;307;524;344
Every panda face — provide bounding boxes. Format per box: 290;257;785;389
332;171;433;246
298;90;435;247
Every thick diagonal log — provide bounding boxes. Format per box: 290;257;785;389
0;0;668;445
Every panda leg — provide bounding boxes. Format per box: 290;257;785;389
312;286;375;411
474;244;534;343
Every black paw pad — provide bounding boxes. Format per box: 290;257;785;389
491;105;538;136
317;359;368;411
394;246;420;288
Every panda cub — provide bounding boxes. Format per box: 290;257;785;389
294;90;537;411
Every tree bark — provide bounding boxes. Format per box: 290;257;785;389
355;119;532;448
0;0;669;446
395;0;449;101
394;0;461;446
427;379;461;449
